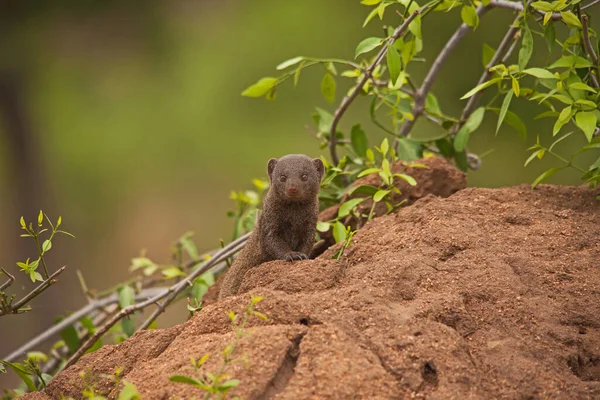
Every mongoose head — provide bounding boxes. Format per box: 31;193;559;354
267;154;324;202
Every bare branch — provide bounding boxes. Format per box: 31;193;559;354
0;266;67;317
582;0;600;11
581;15;600;88
454;2;530;134
137;240;246;330
2;287;169;363
0;268;15;291
328;10;420;165
398;5;490;138
63;233;250;369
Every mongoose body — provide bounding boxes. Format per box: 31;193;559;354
219;154;324;298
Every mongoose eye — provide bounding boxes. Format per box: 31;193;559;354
280;175;286;182
301;174;308;181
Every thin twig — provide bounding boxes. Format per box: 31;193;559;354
0;268;15;291
0;266;67;316
2;287;169;363
398;5;490;138
581;15;600;88
454;2;531;134
582;0;600;10
63;233;250;369
137;241;246;330
328;10;420;165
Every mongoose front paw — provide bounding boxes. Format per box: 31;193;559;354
284;252;308;261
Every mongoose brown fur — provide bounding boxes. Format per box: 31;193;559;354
218;154;324;298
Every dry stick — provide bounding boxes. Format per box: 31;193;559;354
2;287;169;363
328;10;421;165
0;266;67;317
63;234;250;369
0;268;15;291
581;15;600;88
455;3;530;133
397;5;491;138
137;241;246;331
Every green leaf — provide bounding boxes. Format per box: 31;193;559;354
561;11;582;28
454;107;486;152
569;82;597;93
117;381;140;400
321;73;336;104
122;318;135;337
276;56;304;70
179;232;199;260
363;6;380;27
0;361;36;391
241;77;278;98
496;89;514;134
316;221;331;232
118;285;135;309
544;22;556;53
530;1;554;11
482;43;496;67
217;379;240;390
373;190;391;202
357;167;381;178
332;221;347;243
19;216;26;229
549;55;592;69
57;216;62;227
518;24;533;71
575;111;597;142
553;105;572;135
461;78;502;99
348;185;379;197
161;266;186;279
60;324;81;354
38;210;43;226
350;124;368;157
355;37;382;58
42;240;52;253
361;0;382;4
512;77;520;97
394;173;417;186
396;137;423;161
454;151;469;172
387;45;401;86
549;131;574;151
525;149;544;167
532;167;565;188
380;138;389;157
425;93;442;115
461;5;479;29
338;198;367;218
169;375;204;387
521;68;556;79
30;271;42;282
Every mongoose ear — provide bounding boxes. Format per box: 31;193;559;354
267;158;278;180
313;158;325;180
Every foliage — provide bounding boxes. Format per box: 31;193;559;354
227;179;269;240
242;0;600;188
1;224;220;397
170;296;268;400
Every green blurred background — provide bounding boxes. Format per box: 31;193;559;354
0;0;597;388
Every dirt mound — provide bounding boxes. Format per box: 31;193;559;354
23;166;600;399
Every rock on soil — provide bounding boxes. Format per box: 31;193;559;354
22;161;600;400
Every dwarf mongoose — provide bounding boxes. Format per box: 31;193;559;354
219;154;324;298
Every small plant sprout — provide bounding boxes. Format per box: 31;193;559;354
170;296;268;399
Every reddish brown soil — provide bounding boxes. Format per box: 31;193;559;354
22;161;600;399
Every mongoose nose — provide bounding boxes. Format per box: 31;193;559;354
288;187;297;193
